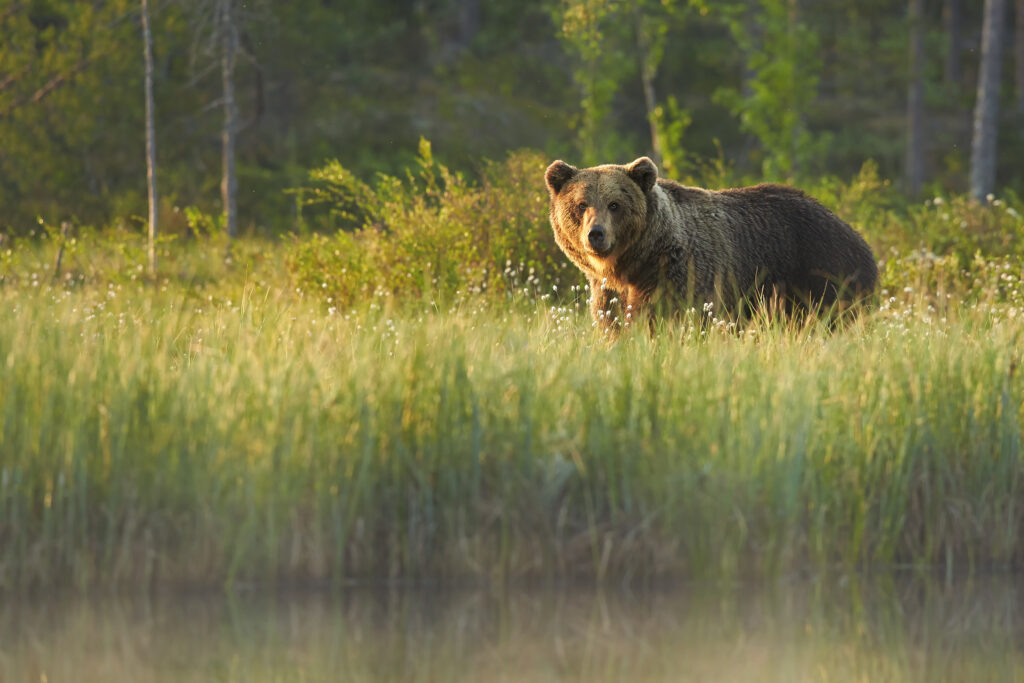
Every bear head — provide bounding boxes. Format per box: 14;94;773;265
544;157;657;268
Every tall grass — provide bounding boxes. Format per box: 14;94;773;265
2;154;1023;589
1;264;1022;589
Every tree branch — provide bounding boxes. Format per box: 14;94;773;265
0;3;139;118
0;64;33;94
0;54;98;118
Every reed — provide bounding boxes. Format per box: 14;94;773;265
1;253;1022;588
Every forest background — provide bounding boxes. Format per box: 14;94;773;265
1;0;1020;237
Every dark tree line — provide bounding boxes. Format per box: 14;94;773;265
0;0;1022;235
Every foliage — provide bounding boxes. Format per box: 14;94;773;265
0;1;1016;231
651;95;693;179
553;0;637;164
709;0;830;178
0;0;143;224
554;0;687;166
0;220;277;290
287;142;580;307
905;193;1024;264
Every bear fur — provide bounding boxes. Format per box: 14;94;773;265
544;157;877;331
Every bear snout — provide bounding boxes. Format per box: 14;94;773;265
588;225;608;251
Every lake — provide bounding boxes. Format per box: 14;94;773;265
2;576;1022;682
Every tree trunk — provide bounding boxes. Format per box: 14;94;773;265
458;0;480;50
220;0;238;239
639;70;661;166
944;0;962;85
635;13;662;166
1016;0;1024;113
788;0;803;178
906;0;926;197
970;0;1006;202
142;0;158;276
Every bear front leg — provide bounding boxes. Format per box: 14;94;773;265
588;276;620;335
622;288;653;334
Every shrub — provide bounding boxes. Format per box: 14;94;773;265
906;193;1024;264
287;140;581;307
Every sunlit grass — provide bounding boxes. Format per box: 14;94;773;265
1;239;1022;588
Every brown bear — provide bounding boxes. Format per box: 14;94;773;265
544;157;877;331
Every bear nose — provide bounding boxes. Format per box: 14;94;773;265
588;225;606;249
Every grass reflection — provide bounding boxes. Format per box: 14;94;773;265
2;575;1022;682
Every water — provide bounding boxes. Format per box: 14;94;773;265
2;577;1022;682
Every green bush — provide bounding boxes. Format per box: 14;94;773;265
906;193;1024;263
878;251;1024;311
287;141;581;308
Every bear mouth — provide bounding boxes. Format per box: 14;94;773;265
587;244;613;258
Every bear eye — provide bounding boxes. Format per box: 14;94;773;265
608;202;620;212
577;202;588;213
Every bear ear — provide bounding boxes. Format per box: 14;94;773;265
626;157;658;194
545;160;578;196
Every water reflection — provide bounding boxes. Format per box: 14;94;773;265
2;576;1022;682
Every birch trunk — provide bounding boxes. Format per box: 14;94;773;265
220;0;238;239
636;14;662;167
969;0;1006;202
142;0;158;275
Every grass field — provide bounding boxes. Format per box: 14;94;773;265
1;224;1022;591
